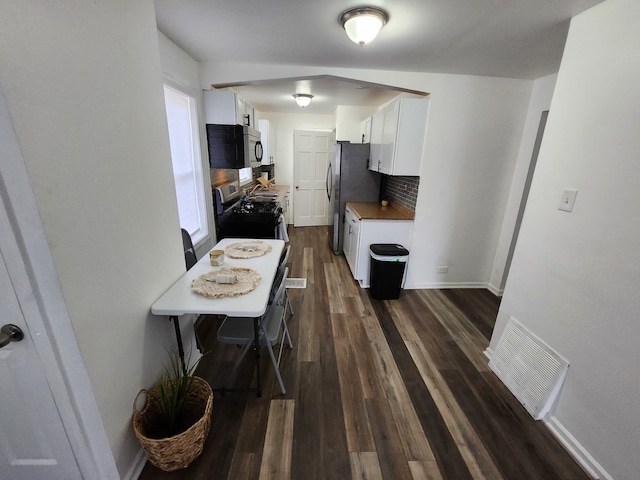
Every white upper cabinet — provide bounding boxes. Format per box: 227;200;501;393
368;97;429;176
360;116;372;144
203;90;256;128
258;119;276;165
368;110;385;172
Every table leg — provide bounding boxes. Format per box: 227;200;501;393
170;315;187;375
253;316;261;397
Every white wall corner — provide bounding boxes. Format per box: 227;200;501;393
403;281;488;290
544;415;613;480
122;447;147;480
487;282;504;297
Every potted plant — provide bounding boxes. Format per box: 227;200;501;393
133;351;213;471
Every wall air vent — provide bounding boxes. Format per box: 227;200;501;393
489;317;569;420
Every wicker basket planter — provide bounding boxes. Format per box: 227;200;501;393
133;376;213;471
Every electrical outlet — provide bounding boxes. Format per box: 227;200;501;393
437;266;448;274
558;189;578;212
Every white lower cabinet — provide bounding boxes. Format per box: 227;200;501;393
282;191;290;224
344;205;360;276
344;206;413;288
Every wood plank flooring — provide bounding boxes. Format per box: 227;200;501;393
138;226;590;480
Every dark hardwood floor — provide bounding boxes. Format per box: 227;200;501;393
139;226;590;480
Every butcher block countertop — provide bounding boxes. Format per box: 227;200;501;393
346;201;415;220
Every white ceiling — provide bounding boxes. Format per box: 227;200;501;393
154;0;604;114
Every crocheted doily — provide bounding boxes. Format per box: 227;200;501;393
191;267;261;298
224;241;272;259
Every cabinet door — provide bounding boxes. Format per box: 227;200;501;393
369;111;384;172
344;207;359;276
245;103;255;128
259;119;272;165
204;90;239;125
283;192;290;224
392;98;429;176
349;215;361;277
380;101;399;175
268;121;277;164
236;95;246;125
361;116;372;144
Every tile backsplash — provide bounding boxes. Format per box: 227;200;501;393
210;169;237;188
210;166;264;190
383;176;420;211
211;167;419;212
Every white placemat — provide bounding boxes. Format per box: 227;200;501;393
191;267;261;298
224;241;272;259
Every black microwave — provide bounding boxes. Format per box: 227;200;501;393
206;124;263;169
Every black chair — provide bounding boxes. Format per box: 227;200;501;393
181;228;197;271
182;229;205;353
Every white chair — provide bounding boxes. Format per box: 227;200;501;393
217;267;293;394
279;245;294;316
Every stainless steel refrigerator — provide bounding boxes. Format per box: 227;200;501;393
327;141;381;254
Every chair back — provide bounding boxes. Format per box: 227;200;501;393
181;228;197;270
271;267;288;307
279;245;290;270
272;245;290;287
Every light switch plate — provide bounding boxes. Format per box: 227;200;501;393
558;189;578;212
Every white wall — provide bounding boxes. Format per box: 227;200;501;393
490;0;640;477
407;74;531;288
488;73;558;294
199;63;533;288
157;30;200;90
0;1;189;477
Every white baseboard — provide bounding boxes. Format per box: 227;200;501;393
544;416;613;480
487;282;504;297
483;347;494;360
404;281;488;290
486;348;610;479
122;447;147;480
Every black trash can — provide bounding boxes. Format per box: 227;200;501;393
369;244;409;300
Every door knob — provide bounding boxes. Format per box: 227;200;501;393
0;324;24;349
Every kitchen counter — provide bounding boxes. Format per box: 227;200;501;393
253;184;290;205
346;201;415;220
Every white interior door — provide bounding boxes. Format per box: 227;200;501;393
0;80;115;479
293;130;334;226
0;252;81;480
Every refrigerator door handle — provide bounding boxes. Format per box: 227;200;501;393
326;162;332;201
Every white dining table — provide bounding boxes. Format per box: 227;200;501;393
151;238;285;396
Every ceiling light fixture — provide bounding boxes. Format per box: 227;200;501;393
293;93;313;107
339;7;388;46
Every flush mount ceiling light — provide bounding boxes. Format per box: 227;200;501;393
293;93;313;107
339;7;389;46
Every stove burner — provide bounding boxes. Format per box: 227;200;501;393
232;200;280;215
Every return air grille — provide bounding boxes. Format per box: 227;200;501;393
489;317;569;420
285;278;307;289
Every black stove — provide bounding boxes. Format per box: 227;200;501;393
218;199;283;239
232;199;280;215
